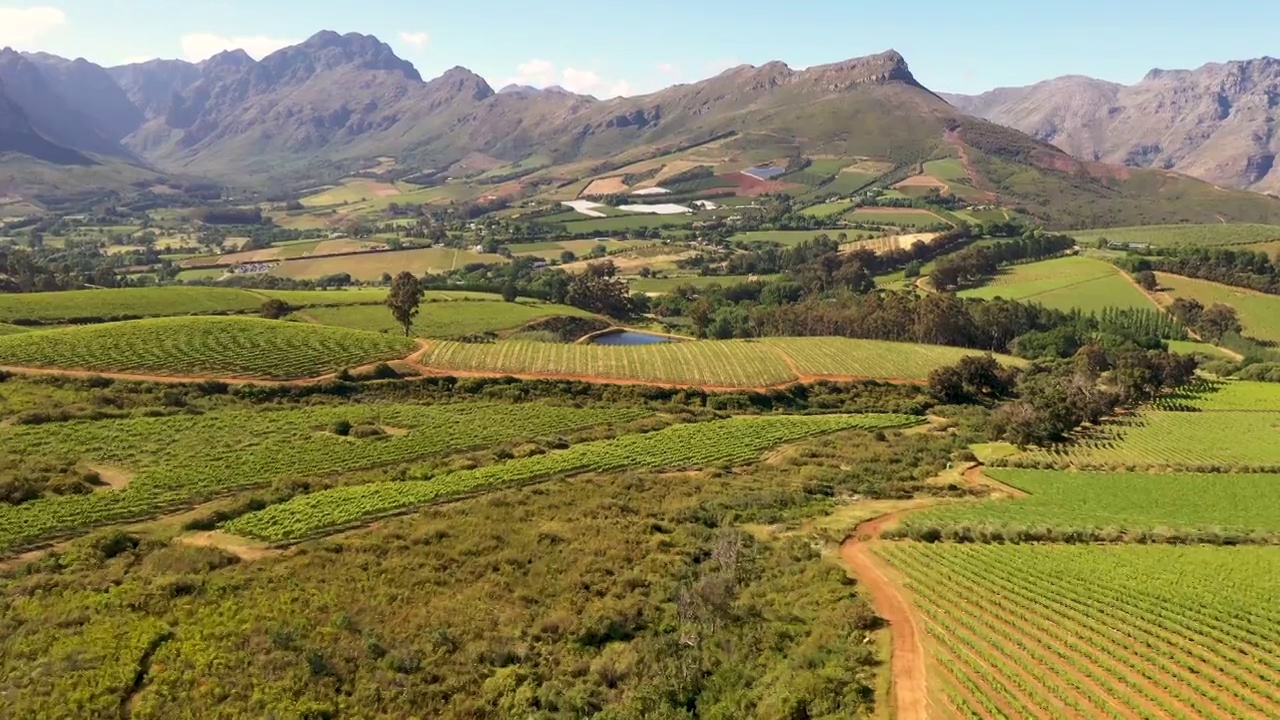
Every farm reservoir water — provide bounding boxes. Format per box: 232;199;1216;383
590;330;677;346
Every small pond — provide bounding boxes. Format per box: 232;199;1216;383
590;330;678;346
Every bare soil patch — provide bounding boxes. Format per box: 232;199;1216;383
894;174;949;190
178;531;280;561
842;232;940;255
582;177;630;196
87;464;133;490
561;252;694;274
721;172;790;196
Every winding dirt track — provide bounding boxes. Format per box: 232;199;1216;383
841;512;930;720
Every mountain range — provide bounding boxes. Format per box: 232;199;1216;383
1;31;1279;228
945;57;1280;195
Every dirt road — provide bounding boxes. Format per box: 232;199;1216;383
841;512;929;720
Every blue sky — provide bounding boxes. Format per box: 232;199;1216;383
2;0;1278;95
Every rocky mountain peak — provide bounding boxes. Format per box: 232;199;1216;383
201;49;255;72
261;31;421;82
429;66;494;101
800;49;918;90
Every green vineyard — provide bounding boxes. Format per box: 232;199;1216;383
0;286;267;323
302;299;595;338
226;413;919;542
0;316;417;379
1005;411;1280;470
0;402;643;552
901;469;1280;539
877;543;1280;719
419;336;1019;387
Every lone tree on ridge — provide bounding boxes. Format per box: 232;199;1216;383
386;271;424;337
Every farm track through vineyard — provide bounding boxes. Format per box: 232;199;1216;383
840;511;932;720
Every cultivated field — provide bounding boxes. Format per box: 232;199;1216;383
757;337;1023;381
420;338;797;387
959;256;1154;313
0;402;640;552
0;316;415;379
1005;410;1280;470
418;336;1019;388
730;230;881;247
271;247;506;281
878;542;1280;719
846;208;951;227
629;274;782;293
0;287;399;325
1071;223;1280;248
550;214;698;233
903;469;1280;538
226;413;919;542
1156;273;1280;343
800;199;856;217
301;300;595;338
0;286;266;323
298;178;405;207
505;238;651;260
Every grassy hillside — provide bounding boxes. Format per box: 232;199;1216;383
958;256;1153;313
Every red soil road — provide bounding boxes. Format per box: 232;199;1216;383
841;513;929;720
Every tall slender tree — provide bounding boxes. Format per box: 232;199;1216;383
386;271;424;337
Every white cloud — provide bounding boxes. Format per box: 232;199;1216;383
180;32;295;62
504;58;634;97
0;6;66;46
509;58;556;87
398;31;428;48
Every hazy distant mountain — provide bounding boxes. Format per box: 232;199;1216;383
107;58;201;119
21;51;143;141
0;48;128;157
945;57;1280;194
0;75;92;164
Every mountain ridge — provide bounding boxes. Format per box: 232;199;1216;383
0;33;1278;228
946;56;1280;194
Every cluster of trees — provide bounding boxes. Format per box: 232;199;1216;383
1137;246;1280;295
0;245;142;293
663;291;1068;349
565;260;634;317
930;234;1075;290
190;207;266;226
929;344;1198;448
1168;299;1243;342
